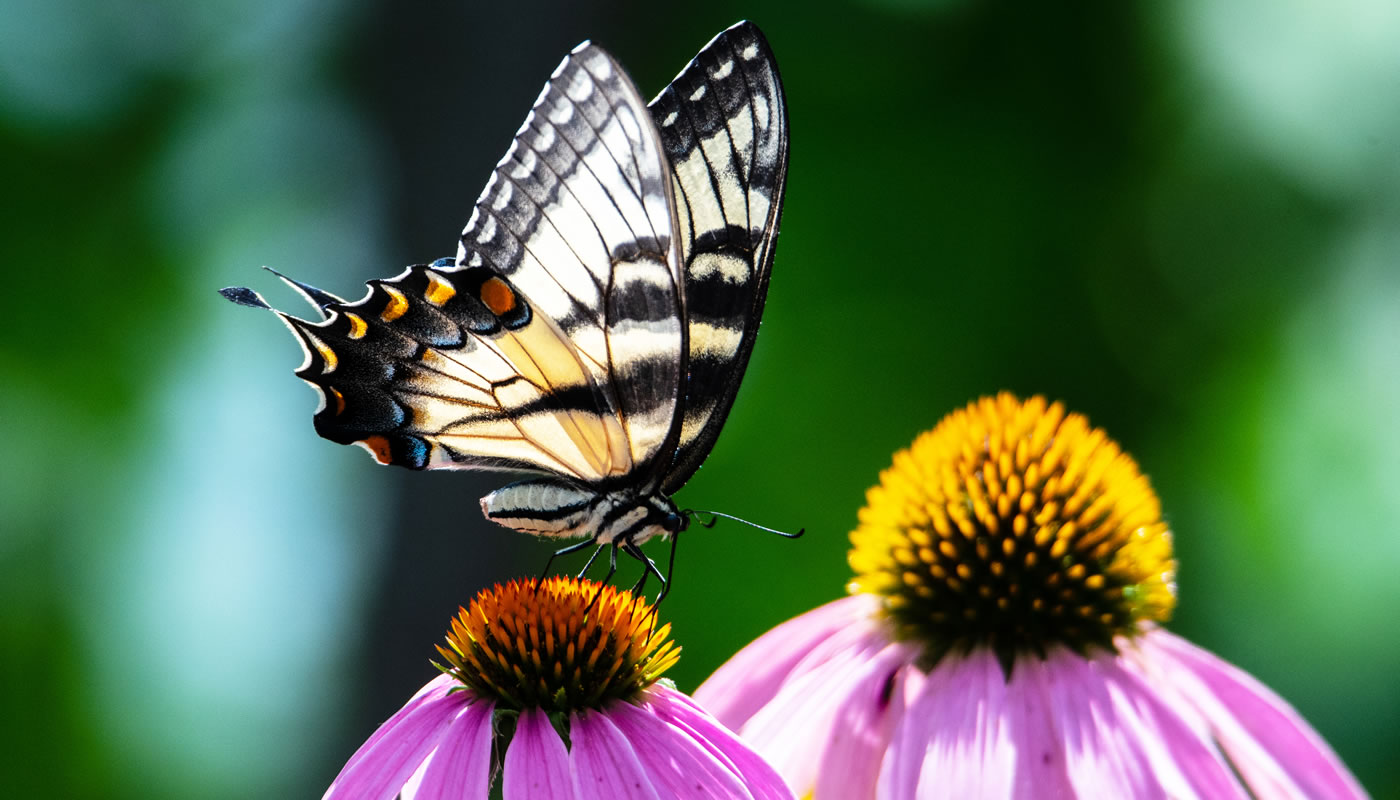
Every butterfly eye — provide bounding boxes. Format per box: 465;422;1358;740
663;512;687;533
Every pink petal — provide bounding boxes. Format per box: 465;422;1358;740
1001;655;1080;798
695;594;882;729
504;709;577;800
569;708;660;800
880;648;1018;800
1128;631;1366;799
814;643;916;800
644;688;795;800
406;699;495;800
607;700;754;799
323;684;470;800
725;626;894;794
1037;648;1247;799
880;647;1239;800
355;674;460;756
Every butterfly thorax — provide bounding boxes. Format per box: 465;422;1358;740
480;478;687;546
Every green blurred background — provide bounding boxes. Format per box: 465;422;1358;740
4;0;1397;796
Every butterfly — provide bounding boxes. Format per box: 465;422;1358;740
222;21;789;587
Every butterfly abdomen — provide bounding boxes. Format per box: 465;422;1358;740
482;478;684;545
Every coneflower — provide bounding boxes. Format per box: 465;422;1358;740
696;393;1365;799
325;576;793;799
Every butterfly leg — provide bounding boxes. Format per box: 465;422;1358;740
582;543;619;616
654;532;679;608
537;538;598;586
621;541;657;619
573;541;609;581
622;541;667;601
626;551;649;600
624;536;676;636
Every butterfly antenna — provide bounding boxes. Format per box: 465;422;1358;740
688;511;719;529
687;510;805;539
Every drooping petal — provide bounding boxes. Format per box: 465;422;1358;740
322;683;471;800
725;626;893;794
569;708;660;800
607;699;754;799
1127;630;1367;799
1001;654;1078;798
405;699;495;800
815;643;916;800
645;688;795;800
1038;648;1247;799
351;674;459;759
880;649;1017;800
504;709;577;800
695;594;882;729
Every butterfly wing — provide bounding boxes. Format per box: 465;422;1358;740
649;21;790;494
460;42;687;482
236;43;685;484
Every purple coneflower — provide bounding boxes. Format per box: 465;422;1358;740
325;576;793;800
696;393;1366;799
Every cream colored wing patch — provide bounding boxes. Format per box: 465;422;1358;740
457;41;685;480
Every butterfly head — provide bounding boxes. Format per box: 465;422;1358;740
662;507;689;535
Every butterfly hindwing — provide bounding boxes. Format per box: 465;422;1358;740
278;262;623;480
649;22;789;494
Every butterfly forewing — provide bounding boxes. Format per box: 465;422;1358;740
460;42;686;483
649;22;789;494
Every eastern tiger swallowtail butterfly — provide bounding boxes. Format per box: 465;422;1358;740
222;21;789;583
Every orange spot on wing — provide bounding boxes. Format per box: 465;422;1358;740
425;272;456;307
359;435;394;465
381;287;409;322
344;312;367;339
329;386;346;415
480;277;516;315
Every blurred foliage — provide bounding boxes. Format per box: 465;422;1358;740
2;0;1396;796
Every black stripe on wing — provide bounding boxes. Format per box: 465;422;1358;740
457;41;686;482
272;263;615;477
649;21;789;494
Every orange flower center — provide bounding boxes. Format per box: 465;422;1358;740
436;576;680;711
